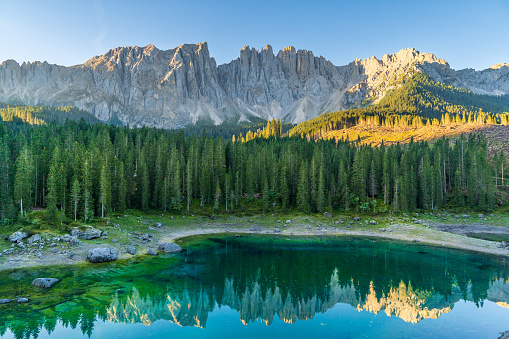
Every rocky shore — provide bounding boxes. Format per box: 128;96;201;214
1;213;508;271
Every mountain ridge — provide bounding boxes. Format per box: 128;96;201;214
0;43;507;128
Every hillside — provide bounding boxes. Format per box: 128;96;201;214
0;103;100;125
288;73;509;144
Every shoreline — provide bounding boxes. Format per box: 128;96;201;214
1;221;507;271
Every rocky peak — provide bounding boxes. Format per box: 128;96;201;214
0;43;508;128
491;63;509;70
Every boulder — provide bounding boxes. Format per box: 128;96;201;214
147;248;158;256
8;231;29;242
369;220;378;225
31;278;59;288
285;220;291;224
27;234;41;244
154;222;163;228
139;233;153;241
0;299;12;304
16;298;29;303
158;242;182;253
127;245;137;255
354;217;361;222
87;247;117;263
71;227;102;240
60;234;82;245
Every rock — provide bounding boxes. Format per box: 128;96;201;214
87;247;117;263
154;222;163;228
127;245;137;255
235;234;241;237
275;228;281;233
499;330;509;339
16;298;29;303
462;214;470;218
369;220;378;225
71;227;102;240
102;231;109;236
502;241;509;248
27;234;41;244
158;242;182;253
170;216;174;220
8;231;29;242
478;214;485;218
380;228;386;232
69;252;75;259
0;299;12;304
209;215;217;220
31;278;60;289
60;235;82;245
139;233;153;241
354;217;361;222
147;248;158;256
285;220;291;224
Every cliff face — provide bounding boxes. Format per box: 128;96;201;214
0;43;507;128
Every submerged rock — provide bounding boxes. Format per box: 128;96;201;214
158;242;182;253
71;227;102;240
8;231;29;242
87;247;117;263
31;278;59;289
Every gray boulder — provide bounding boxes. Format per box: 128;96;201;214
71;227;102;240
16;298;29;303
127;245;137;255
31;278;59;288
158;242;182;253
60;234;82;245
369;220;378;225
87;247;117;263
354;217;361;222
147;248;158;256
8;231;29;242
0;299;12;304
27;234;41;244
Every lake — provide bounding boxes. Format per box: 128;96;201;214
0;235;508;338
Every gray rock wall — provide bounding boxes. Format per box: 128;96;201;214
1;43;507;128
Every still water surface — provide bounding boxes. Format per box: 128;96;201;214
0;235;508;338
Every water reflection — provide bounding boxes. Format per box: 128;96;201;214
0;236;508;338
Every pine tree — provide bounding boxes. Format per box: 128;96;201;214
71;177;81;221
297;161;310;213
13;145;34;218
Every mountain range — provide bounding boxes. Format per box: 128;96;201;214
0;42;508;128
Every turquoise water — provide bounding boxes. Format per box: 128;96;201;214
0;235;508;338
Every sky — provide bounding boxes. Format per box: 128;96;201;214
0;0;508;71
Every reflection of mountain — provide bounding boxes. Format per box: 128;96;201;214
105;270;509;327
107;288;214;328
1;236;509;339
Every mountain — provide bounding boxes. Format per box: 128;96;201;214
0;43;508;128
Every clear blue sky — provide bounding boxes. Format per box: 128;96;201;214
1;0;508;70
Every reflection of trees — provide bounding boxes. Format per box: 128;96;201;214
0;237;508;338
